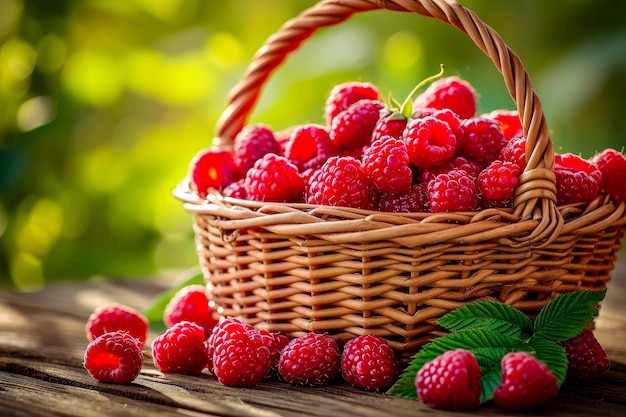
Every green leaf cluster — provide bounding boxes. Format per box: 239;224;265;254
388;289;606;403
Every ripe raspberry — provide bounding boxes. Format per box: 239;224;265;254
151;321;209;374
481;109;523;139
403;116;456;169
207;316;255;372
554;153;602;205
278;333;340;386
415;348;481;411
499;136;527;171
477;160;521;208
329;99;384;151
325;81;380;125
413;76;477;119
85;303;148;348
284;124;336;172
163;284;218;338
590;148;626;200
341;335;398;391
362;136;412;194
419;156;481;185
213;329;271;386
306;156;370;209
84;330;143;384
457;117;508;168
244;153;304;202
233;124;279;173
430;108;463;141
222;178;247;199
189;148;239;198
259;329;290;378
561;329;610;381
427;169;479;212
493;352;558;410
379;183;429;213
371;110;407;142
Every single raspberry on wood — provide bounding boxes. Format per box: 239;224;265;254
325;81;380;126
457;117;508;168
212;329;271;386
427;169;480;212
590;148;626;200
341;335;398;391
278;333;340;386
189;148;239;198
403;116;456;169
244;153;304;202
413;76;477;119
329;99;384;152
379;183;429;213
258;329;290;378
233;124;279;174
362;135;413;194
493;351;558;410
306;156;370;208
84;330;143;384
163;284;218;338
284;123;336;172
415;348;482;411
207;317;256;372
85;303;148;348
151;321;209;374
561;329;610;381
554;153;602;205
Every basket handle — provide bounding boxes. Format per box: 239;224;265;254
212;0;561;245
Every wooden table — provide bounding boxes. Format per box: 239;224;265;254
2;264;626;417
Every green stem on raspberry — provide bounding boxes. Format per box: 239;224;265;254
400;64;446;119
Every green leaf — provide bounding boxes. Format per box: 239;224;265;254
143;267;205;332
533;289;606;342
437;300;532;338
527;335;568;388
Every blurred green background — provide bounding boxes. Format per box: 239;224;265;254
1;0;625;290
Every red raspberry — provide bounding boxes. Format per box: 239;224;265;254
481;109;523;139
430;108;463;141
413;76;477;119
379;183;429;213
419;156;481;185
189;148;239;198
284;124;336;172
493;351;558;410
415;348;481;411
325;81;380;125
259;329;290;378
403;116;456;169
85;303;148;348
244;153;304;202
163;284;218;338
427;169;479;212
362;136;412;194
477;160;521;208
207;317;255;371
554;153;602;205
591;148;626;200
329;99;384;151
213;329;271;386
151;321;209;374
371;110;407;142
341;335;398;391
499;136;527;171
278;333;340;386
306;156;370;209
84;330;143;384
561;329;610;381
457;117;508;168
233;124;279;173
222;178;247;199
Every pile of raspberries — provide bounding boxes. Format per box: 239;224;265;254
190;76;626;211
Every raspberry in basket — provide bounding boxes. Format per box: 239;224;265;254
340;335;398;391
457;117;508;168
284;123;336;172
278;333;341;386
85;302;148;348
84;330;143;384
419;156;481;184
244;153;304;202
379;183;429;213
477;159;521;208
482;109;523;140
325;80;380;126
362;135;412;194
329;98;384;151
554;153;602;205
189;148;239;198
403;116;457;169
306;156;370;208
413;76;477;119
163;284;218;337
233;124;279;173
561;329;610;381
151;321;209;374
371;109;408;142
499;136;527;171
427;169;479;212
590;148;626;200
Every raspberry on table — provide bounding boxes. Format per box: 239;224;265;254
561;329;610;381
207;316;256;372
379;183;429;213
413;76;477;119
306;156;370;209
340;335;398;392
590;148;626;200
278;333;340;386
189;148;239;198
403;116;457;169
362;136;413;194
258;329;290;379
163;284;218;338
244;153;304;202
457;117;508;168
151;321;209;374
212;329;271;386
481;109;523;139
233;124;280;174
477;159;521;208
427;169;480;212
554;153;602;205
325;81;380;126
329;99;384;152
85;303;148;348
415;348;481;411
284;123;336;172
83;330;143;384
493;351;558;410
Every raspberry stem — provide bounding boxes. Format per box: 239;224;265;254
400;64;446;118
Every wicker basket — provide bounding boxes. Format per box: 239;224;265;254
174;0;626;362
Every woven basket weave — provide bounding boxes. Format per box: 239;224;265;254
174;0;626;361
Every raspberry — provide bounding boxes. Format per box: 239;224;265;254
499;136;527;171
493;352;558;410
554;153;602;205
84;330;143;384
457;117;508;168
371;110;407;142
278;333;340;386
222;178;247;199
477;160;521;208
561;329;610;381
427;169;479;212
212;329;271;386
362;136;412;194
415;348;481;411
244;153;304;202
284;124;336;172
151;321;209;374
306;156;370;208
325;81;380;126
481;109;523;139
419;156;481;185
403;116;456;169
207;317;255;372
85;303;148;348
379;183;429;213
340;335;398;391
233;124;279;173
590;148;626;200
163;284;218;338
413;76;477;119
430;108;463;141
189;148;239;198
259;329;290;378
329;99;384;151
